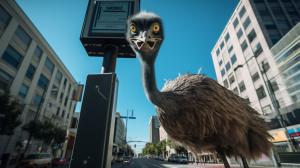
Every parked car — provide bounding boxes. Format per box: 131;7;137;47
176;156;188;164
123;156;131;164
17;153;52;168
167;154;176;162
52;158;68;167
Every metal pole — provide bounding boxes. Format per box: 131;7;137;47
101;45;118;73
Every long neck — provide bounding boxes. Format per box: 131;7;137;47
141;57;161;106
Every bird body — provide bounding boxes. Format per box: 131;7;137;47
126;12;272;167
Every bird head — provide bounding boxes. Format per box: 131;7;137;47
126;12;164;63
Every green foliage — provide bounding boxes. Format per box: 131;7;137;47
142;140;168;156
0;90;22;135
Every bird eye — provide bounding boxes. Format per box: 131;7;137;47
152;23;160;33
130;24;137;33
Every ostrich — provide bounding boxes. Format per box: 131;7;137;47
126;12;272;168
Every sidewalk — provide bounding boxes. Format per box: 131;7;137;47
188;163;300;168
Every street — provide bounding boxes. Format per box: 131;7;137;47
111;158;247;168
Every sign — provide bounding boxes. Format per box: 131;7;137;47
81;0;140;58
72;84;84;101
269;130;288;142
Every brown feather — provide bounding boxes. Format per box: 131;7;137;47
157;74;272;160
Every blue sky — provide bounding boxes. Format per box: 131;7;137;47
16;0;238;153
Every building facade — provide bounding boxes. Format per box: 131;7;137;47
149;116;160;144
211;0;300;154
0;0;77;158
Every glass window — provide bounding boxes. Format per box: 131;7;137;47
33;46;42;62
247;29;257;42
271;81;279;91
225;33;230;42
37;74;49;89
56;107;60;115
18;83;29;98
221;69;226;77
262;62;270;72
237;29;243;39
241;40;248;51
239;81;246;92
26;64;36;80
220;41;224;49
1;46;23;69
45;58;54;73
239;6;246;18
55;71;63;84
223;79;229;88
228;46;233;53
256;86;266;100
243;17;251;29
32;94;42;107
0;5;11;36
229;75;235;84
0;68;13;89
51;84;59;98
61;110;65;118
233;18;239;28
15;26;32;51
230;54;237;65
64;96;68;106
252;72;260;82
233;87;239;95
262;105;272;114
218;60;223;66
254;43;263;57
59;92;64;103
216;49;220;56
225;62;231;71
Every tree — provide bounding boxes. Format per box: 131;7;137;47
0;90;22;135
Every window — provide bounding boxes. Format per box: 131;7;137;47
37;74;49;89
247;29;257;42
45;58;54;73
64;96;68;106
15;26;32;51
61;110;65;118
262;105;272;114
26;64;36;80
225;62;231;71
0;69;13;89
56;107;60;115
32;94;42;107
239;81;246;92
243;17;251;29
33;46;42;62
262;62;270;72
251;72;260;82
55;71;63;84
0;5;11;36
51;84;59;98
59;92;64;103
233;18;239;28
271;81;279;91
223;79;229;88
1;46;23;69
218;60;223;66
228;46;233;53
256;86;266;100
229;75;235;84
225;33;230;42
239;6;246;18
220;42;225;49
237;29;243;39
230;54;237;65
216;49;220;56
221;69;226;77
233;87;239;95
254;43;263;57
63;78;67;87
241;40;248;51
18;83;29;98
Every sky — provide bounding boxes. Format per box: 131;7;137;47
16;0;238;153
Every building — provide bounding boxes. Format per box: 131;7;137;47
210;0;300;160
149;116;160;144
64;112;80;159
112;112;125;160
0;0;78;158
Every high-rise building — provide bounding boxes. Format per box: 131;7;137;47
0;0;78;157
211;0;300;152
113;112;125;147
149;116;160;144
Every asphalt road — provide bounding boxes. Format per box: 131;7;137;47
112;158;197;168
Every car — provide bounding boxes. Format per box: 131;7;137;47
52;158;68;167
176;156;188;164
17;153;52;168
123;156;131;164
167;154;176;162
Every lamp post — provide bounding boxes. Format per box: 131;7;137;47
120;110;136;156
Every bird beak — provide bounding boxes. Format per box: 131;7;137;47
130;31;147;50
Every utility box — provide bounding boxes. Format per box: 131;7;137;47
70;74;118;168
80;0;140;58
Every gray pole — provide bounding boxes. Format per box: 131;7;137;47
101;45;118;73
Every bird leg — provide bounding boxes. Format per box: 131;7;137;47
216;148;230;168
241;156;249;168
